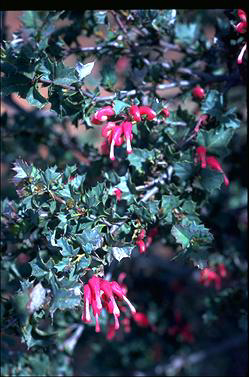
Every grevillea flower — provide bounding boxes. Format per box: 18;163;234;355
102;123;123;161
92;106;115;123
129;105;141;122
237;43;247;64
192;86;205;100
139;106;157;121
196;146;207;168
199;268;222;290
82;284;92;323
136;239;146;254
111;281;136;315
145;226;158;249
206;156;229;186
236;9;247;33
122;121;133;154
82;276;136;334
161;108;170;118
235;10;247;64
114;188;122;201
133;312;150;327
88;275;102;311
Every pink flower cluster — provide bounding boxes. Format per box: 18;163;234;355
199;263;228;290
235;9;247;64
93;104;170;161
195;146;229;186
82;275;136;333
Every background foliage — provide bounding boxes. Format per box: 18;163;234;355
1;9;247;376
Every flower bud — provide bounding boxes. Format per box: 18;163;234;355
192;86;205;100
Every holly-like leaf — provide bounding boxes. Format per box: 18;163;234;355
113;99;130;115
49;287;81;314
76;227;104;253
26;283;47;314
160;195;180;224
171;221;213;250
57;238;80;257
12;159;33;184
26;86;48;109
75;61;95;81
127;148;156;173
196;128;234;156
1;73;32;97
53;62;78;86
107;246;135;262
173;161;197;182
199;168;225;193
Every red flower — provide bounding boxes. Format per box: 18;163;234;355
92;105;115;122
206;156;229;186
122;121;133;154
82;283;92;323
236;9;247;33
139;106;157;121
133;312;150;327
82;276;136;334
161;108;170;118
196;146;207;168
192;86;205;100
237;43;247;64
129;105;141;122
199;268;222;290
114;188;122;201
136;239;146;254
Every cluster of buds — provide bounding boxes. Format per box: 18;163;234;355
195;146;229;186
235;9;247;64
199;263;228;290
92;104;159;161
168;310;195;343
82;275;136;333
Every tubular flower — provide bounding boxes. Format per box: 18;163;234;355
82;284;92;323
111;281;136;315
206;156;229;186
129;105;141;122
136;239;146;254
139;106;157;120
109;125;123;160
161;108;170;118
82;276;136;334
237;42;247;64
114;188;122;201
93;106;115;123
88;275;102;311
122;121;133;154
236;9;247;33
196;146;207;168
102;123;123;161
